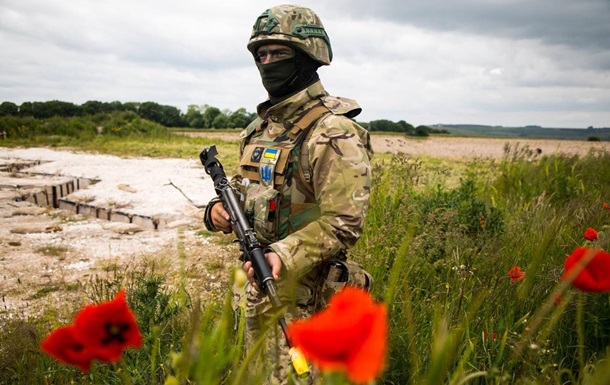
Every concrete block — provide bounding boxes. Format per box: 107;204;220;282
78;203;97;217
109;210;132;224
97;208;110;221
154;218;167;231
58;199;77;213
66;181;74;194
51;185;59;207
131;214;156;230
24;194;36;204
33;191;50;206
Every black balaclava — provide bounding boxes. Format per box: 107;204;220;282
256;49;321;105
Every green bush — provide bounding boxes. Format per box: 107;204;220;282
0;112;169;141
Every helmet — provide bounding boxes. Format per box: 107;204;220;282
247;5;333;66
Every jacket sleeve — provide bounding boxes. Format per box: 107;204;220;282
203;197;222;232
268;115;373;277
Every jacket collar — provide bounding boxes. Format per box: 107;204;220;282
256;81;328;123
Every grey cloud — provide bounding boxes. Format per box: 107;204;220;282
327;0;610;52
2;0;609;127
1;0;254;71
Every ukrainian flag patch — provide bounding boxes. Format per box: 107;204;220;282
263;148;280;159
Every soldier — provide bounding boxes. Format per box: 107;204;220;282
203;4;373;384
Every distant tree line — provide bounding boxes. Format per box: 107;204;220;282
360;119;449;137
0;100;445;135
0;100;257;129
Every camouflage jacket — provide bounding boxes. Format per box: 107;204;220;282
205;80;372;280
251;80;371;277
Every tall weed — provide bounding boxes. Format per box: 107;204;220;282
353;149;610;384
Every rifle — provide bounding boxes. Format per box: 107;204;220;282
199;145;310;378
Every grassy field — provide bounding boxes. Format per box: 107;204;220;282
1;126;610;384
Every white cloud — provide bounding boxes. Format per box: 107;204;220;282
1;0;609;128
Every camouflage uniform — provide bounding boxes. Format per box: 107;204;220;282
204;5;372;384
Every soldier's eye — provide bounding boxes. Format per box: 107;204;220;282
256;48;294;62
275;49;292;58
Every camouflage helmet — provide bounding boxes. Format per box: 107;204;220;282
247;5;333;66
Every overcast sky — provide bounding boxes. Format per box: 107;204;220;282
1;0;609;128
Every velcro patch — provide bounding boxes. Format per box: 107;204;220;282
251;147;264;162
263;148;280;160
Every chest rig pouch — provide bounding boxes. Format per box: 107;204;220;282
314;257;374;311
238;103;330;244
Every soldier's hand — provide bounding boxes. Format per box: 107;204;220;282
243;251;282;292
211;202;232;232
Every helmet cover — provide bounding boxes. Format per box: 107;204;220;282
247;5;333;65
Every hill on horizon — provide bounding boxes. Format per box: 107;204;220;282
432;124;610;141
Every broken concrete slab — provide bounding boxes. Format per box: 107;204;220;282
102;222;144;235
12;207;48;216
10;223;63;234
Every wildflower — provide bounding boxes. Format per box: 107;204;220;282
603;202;610;210
562;247;610;293
40;326;97;372
584;227;599;241
40;290;141;371
507;266;526;283
288;287;388;384
73;290;142;361
483;331;497;342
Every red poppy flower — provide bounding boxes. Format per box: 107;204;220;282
603;202;610;210
40;290;141;372
40;325;97;372
562;247;610;293
288;287;387;384
73;290;142;362
483;331;497;342
584;227;599;241
507;266;526;283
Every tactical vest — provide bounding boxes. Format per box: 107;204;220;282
238;102;331;245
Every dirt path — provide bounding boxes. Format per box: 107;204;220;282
370;135;609;158
182;131;610;158
1;136;607;318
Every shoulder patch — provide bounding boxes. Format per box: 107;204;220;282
240;117;263;140
314;114;361;137
320;96;362;119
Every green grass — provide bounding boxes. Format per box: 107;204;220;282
29;286;60;299
0;113;242;171
1;128;610;384
351;147;610;385
34;245;69;258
